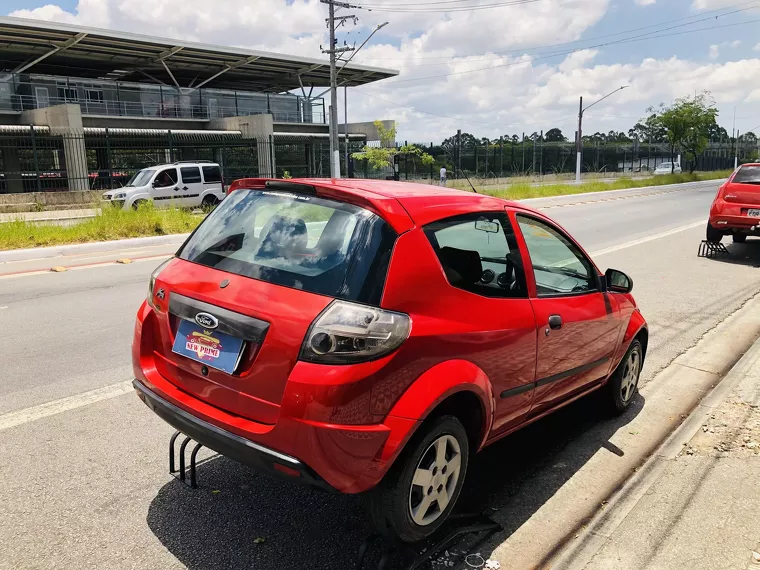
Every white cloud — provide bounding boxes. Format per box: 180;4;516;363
8;0;760;143
709;44;720;59
634;0;656;5
731;40;741;48
755;43;760;51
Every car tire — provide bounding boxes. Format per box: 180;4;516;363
605;339;643;415
733;234;747;244
366;415;469;543
706;222;723;244
201;195;219;212
132;199;148;210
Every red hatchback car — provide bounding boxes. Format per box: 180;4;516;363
133;178;647;542
707;163;760;243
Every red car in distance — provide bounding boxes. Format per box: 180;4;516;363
707;163;760;243
132;178;647;543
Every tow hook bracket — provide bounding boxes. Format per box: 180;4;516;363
169;430;203;489
698;240;729;258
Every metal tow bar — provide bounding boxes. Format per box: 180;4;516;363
169;431;203;489
698;240;729;258
356;513;502;570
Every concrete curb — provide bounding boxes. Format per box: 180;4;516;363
552;331;760;570
0;234;190;264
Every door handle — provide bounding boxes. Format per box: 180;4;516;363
548;315;563;330
182;186;189;190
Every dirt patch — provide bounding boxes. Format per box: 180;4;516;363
682;396;760;458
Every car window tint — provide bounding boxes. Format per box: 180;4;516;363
178;189;397;306
154;168;178;188
202;165;222;183
423;212;527;298
733;165;760;184
180;167;202;184
516;215;597;297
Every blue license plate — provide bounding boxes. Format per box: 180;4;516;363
172;319;245;374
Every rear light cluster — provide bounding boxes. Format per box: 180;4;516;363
300;300;411;364
147;258;173;310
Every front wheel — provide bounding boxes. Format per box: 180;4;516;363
606;339;643;415
706;222;723;244
366;415;469;543
733;234;747;244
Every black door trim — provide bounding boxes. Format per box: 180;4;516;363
535;357;610;388
500;382;534;399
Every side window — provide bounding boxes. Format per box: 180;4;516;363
180;167;202;184
153;168;178;188
423;212;526;298
202;165;222;183
516;215;597;296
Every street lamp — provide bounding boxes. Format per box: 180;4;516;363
575;85;629;183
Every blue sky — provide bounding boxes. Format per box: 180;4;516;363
4;0;760;141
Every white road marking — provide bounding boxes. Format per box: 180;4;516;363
0;380;133;432
590;220;705;258
0;254;171;279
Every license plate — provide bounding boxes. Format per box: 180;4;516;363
749;209;760;218
172;319;244;374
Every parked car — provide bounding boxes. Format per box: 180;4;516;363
102;161;225;210
132;178;648;543
653;162;682;175
707;163;760;243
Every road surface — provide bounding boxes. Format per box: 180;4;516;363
2;180;760;570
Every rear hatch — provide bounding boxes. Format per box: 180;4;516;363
724;165;760;206
147;184;398;424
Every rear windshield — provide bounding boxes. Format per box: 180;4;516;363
733;165;760;184
659;163;672;168
178;188;397;305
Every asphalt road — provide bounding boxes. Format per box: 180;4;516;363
2;179;760;570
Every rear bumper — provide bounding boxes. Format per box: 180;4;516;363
709;214;760;231
133;378;335;491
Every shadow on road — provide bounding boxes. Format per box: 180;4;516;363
702;240;760;268
146;391;643;570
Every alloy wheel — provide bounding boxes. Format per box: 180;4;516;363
408;434;462;527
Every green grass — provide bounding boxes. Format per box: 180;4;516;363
482;170;732;200
0;204;203;251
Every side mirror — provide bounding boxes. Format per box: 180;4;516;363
151;179;159;188
605;268;633;294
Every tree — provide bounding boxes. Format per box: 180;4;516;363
352;120;434;172
652;92;718;173
629;113;667;143
544;128;566;142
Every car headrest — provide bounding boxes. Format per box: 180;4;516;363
258;215;307;258
438;246;482;286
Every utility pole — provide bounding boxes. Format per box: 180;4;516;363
575;85;628;183
320;0;357;178
344;85;349;177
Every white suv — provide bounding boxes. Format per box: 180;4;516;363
653;162;682;175
102;161;226;210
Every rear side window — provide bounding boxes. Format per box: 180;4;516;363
733;165;760;184
423;212;527;298
179;189;397;305
202;165;222;183
180;167;202;183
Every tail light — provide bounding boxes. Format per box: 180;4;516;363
147;258;173;310
299;300;411;364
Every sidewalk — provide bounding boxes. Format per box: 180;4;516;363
559;337;760;570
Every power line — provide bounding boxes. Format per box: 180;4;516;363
359;0;541;12
353;0;759;61
383;16;760;84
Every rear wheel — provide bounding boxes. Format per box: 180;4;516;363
605;339;643;415
706;222;723;244
366;415;469;543
733;233;747;243
201;194;219;212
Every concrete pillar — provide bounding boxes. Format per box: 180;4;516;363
20;104;89;191
1;145;23;193
209;114;275;177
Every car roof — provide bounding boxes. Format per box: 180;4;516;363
293;178;538;227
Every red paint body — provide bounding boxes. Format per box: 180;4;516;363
709;164;760;234
132;179;647;494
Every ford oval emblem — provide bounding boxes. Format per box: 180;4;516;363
195;312;218;329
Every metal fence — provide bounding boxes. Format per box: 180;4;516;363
0;128;752;194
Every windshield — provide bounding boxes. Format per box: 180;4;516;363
733;165;760;184
178;188;397;305
659;163;672;168
126;169;155;187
